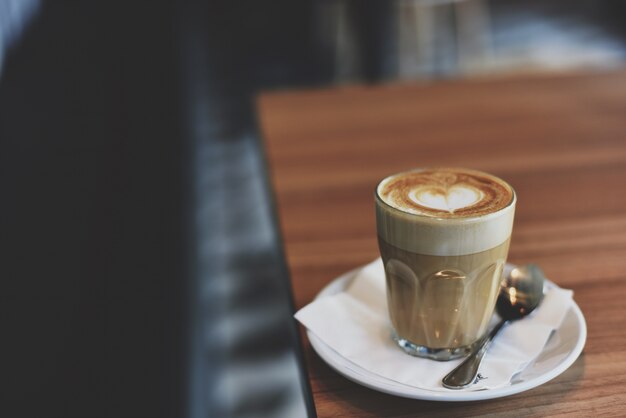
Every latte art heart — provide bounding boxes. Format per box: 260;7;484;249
409;185;484;213
377;168;514;218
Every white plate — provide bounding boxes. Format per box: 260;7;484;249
307;265;587;401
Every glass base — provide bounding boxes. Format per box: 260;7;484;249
393;334;479;361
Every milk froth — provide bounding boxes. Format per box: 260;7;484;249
375;168;515;256
377;167;513;218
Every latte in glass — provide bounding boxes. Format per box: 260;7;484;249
375;168;516;360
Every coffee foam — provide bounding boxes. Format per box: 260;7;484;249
378;168;513;218
376;168;516;256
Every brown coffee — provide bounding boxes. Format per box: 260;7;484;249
375;168;516;360
379;237;510;350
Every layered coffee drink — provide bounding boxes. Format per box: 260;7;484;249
375;168;515;360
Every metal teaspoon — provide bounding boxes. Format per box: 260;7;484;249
442;264;546;389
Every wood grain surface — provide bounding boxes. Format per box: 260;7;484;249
257;70;626;417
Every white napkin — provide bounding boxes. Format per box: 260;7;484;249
295;258;574;392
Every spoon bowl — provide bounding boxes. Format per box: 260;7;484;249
497;264;545;320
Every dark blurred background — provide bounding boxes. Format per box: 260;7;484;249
0;1;624;417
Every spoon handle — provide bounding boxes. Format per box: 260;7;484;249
442;319;508;389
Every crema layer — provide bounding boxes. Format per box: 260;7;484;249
377;168;513;218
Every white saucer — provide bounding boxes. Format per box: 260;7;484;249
307;265;587;401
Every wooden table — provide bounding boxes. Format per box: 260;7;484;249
257;70;626;417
